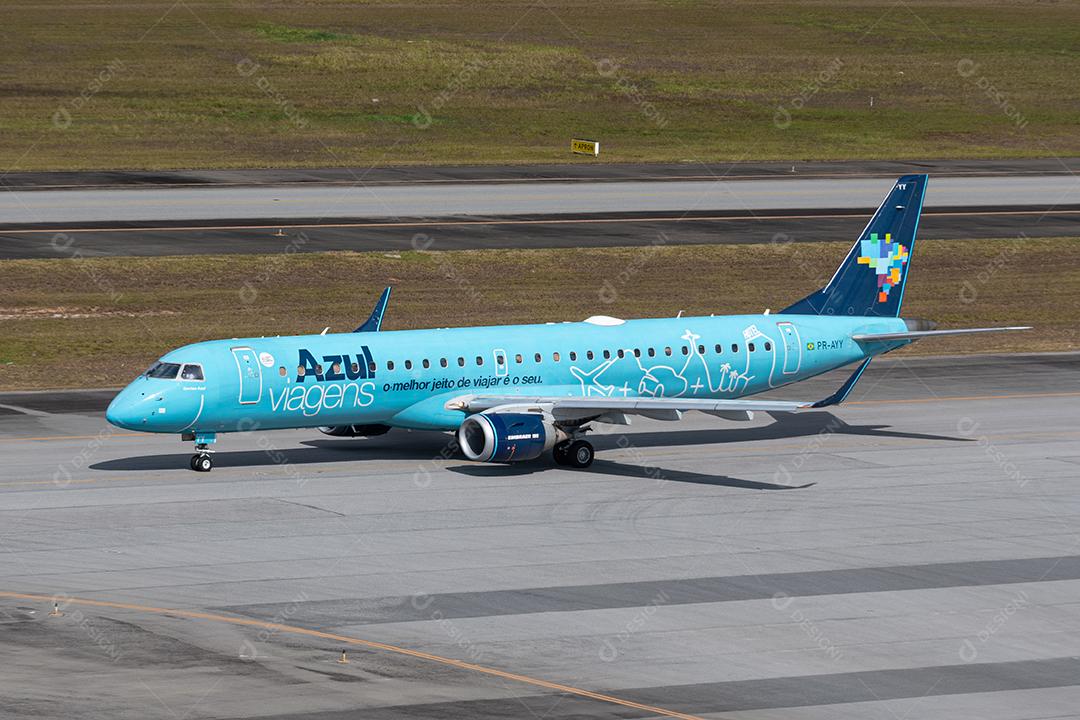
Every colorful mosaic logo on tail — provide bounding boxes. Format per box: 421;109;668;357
857;233;909;303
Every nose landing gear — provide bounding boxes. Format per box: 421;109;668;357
182;431;217;472
190;453;213;472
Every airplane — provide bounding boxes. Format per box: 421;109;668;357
106;174;1028;472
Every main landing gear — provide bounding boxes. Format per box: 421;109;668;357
553;439;594;469
183;431;217;472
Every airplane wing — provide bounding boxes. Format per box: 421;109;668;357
445;356;876;422
445;394;811;423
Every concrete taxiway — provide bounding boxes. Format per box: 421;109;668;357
1;352;1079;718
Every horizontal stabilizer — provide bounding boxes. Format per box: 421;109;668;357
852;326;1031;343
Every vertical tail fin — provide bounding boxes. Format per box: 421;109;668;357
782;174;928;317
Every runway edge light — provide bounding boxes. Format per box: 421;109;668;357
571;138;599;156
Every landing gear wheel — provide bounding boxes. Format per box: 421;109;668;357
191;454;213;472
566;440;594;469
552;441;573;466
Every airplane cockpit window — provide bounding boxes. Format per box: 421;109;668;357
145;361;181;379
181;364;204;381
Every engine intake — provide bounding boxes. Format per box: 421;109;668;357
457;413;564;463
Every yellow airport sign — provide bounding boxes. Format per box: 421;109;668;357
571;139;599;156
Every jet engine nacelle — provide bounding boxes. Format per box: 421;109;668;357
318;424;392;437
457;413;565;463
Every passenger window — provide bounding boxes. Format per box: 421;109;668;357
535;353;542;363
315;364;323;375
515;353;523;364
423;359;430;369
647;348;655;357
476;356;483;366
387;361;395;371
458;357;465;367
698;345;705;355
553;352;560;362
764;341;772;351
405;360;413;370
278;366;286;377
297;366;305;377
440;358;448;368
181;364;204;381
603;350;611;359
732;343;738;353
633;349;640;358
569;351;577;361
617;349;625;359
332;362;341;375
496;354;505;366
587;350;594;360
351;362;359;374
368;361;376;372
749;342;756;352
665;347;672;356
715;344;722;354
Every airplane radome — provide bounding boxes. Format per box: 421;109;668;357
106;175;1029;472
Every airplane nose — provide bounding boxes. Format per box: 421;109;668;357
105;393;138;429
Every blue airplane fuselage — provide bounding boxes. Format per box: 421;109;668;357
106;313;907;435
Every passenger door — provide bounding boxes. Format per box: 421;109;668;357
231;346;262;404
776;322;802;375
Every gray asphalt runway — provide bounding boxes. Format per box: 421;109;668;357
4;175;1079;226
3;206;1077;259
2;351;1078;719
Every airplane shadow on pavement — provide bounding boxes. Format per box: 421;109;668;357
90;411;969;474
448;460;814;490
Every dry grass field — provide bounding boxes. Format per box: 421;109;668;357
1;0;1077;170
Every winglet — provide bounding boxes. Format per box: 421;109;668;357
812;358;872;408
355;286;392;333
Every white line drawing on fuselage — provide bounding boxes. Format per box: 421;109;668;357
570;356;619;397
676;329;752;395
568;324;786;400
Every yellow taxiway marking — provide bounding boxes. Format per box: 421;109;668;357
3;208;1079;235
0;591;705;720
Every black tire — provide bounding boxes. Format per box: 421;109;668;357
193;454;213;472
552;441;572;465
567;440;594;469
189;455;199;471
